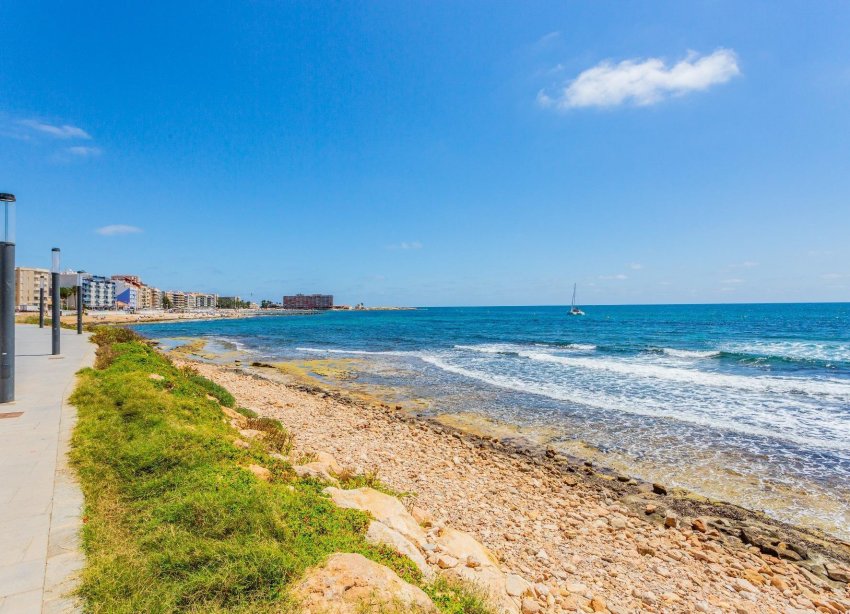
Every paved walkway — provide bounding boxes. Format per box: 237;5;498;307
0;325;95;614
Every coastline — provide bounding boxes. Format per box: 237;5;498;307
165;341;850;613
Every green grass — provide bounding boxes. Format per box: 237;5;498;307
70;330;492;613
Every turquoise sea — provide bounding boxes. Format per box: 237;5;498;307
135;303;850;539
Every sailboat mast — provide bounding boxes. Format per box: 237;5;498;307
571;283;577;309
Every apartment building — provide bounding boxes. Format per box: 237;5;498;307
163;290;187;310
114;280;139;310
14;267;52;311
283;294;333;310
59;272;116;309
186;292;218;310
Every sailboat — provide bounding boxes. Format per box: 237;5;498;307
569;283;585;316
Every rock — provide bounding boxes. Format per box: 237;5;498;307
652;483;668;495
294;462;340;485
314;451;344;474
664;513;678;529
148;373;165;381
825;562;850;584
411;506;434;527
293;552;437;613
770;576;789;591
437;554;458;569
365;521;432;579
435;527;521;613
520;597;541;614
247;464;271;481
566;582;588;594
324;487;427;546
239;428;264;439
609;516;627;530
220;405;244;421
644;503;657;514
636;545;656;557
692;517;708;533
590;596;607;612
465;555;481;568
233;438;250;450
506;573;531;597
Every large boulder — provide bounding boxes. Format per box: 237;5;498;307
435;527;520;614
293;552;437;613
366;521;432;580
323;487;427;547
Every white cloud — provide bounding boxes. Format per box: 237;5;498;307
387;241;423;250
96;225;143;236
19;119;91;139
628;263;644;270
599;273;628;280
820;273;844;280
721;278;744;284
729;260;759;269
538;49;740;109
68;146;101;157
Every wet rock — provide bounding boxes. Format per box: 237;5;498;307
825;562;850;583
293;552;437;613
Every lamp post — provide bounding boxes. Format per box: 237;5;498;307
0;193;16;403
39;276;45;328
76;272;83;334
51;248;60;356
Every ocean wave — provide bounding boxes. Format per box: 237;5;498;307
416;352;850;452
657;348;721;359
514;350;850;398
721;341;850;364
456;342;596;354
295;346;413;357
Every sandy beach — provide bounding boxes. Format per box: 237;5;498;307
167;344;850;614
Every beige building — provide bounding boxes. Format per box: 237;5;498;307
15;267;52;311
163;290;187;310
150;287;163;309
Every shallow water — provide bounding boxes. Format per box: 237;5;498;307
135;304;850;539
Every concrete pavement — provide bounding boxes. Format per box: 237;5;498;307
0;325;95;613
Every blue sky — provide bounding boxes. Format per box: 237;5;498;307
2;1;849;306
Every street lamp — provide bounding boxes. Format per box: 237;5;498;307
51;248;60;356
39;275;45;328
76;272;83;334
0;192;16;403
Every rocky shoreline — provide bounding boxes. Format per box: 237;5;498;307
172;351;850;613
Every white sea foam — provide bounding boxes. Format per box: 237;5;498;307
723;341;850;363
660;348;721;359
296;346;412;357
417;351;850;452
514;350;850;397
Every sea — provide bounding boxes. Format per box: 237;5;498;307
133;303;850;540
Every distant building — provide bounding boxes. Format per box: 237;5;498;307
283;294;333;310
59;273;115;309
187;292;218;310
163;290;187;310
150;287;163;309
114;280;139;310
15;267;51;311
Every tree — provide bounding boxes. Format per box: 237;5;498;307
162;295;172;309
59;287;74;309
